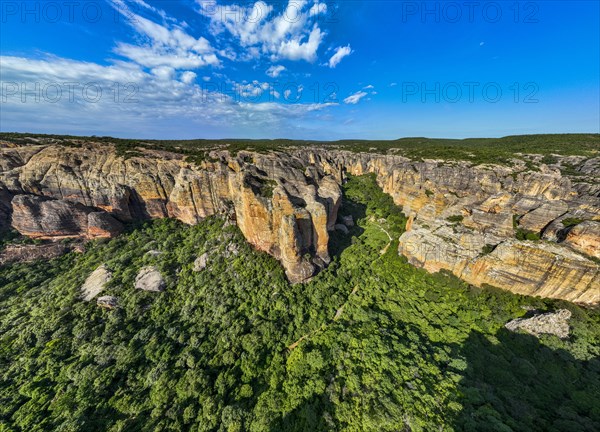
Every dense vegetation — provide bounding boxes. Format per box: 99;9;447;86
0;175;599;431
1;132;598;166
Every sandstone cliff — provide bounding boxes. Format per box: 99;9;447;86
0;143;341;283
1;141;598;304
292;149;600;304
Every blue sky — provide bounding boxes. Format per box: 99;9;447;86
1;0;599;139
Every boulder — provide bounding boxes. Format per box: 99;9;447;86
97;295;118;309
505;309;572;339
135;266;166;292
193;252;209;271
81;264;112;301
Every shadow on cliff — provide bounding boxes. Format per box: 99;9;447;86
327;198;366;259
451;327;600;432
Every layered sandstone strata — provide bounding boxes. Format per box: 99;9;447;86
0;143;342;283
295;149;599;304
0;142;598;303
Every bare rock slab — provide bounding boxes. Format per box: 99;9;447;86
505;309;572;339
135;266;166;292
81;264;112;301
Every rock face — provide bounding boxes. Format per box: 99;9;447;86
505;309;572;339
11;195;123;239
135;266;166;292
0;144;341;283
0;141;598;303
81;264;112;301
0;242;72;266
564;221;600;259
293;149;599;305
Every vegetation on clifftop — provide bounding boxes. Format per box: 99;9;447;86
1;132;598;166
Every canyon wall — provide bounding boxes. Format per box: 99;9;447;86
0;143;341;283
0;142;598;304
295;149;600;305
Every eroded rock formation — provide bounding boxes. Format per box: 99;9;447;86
0;143;342;283
0;141;598;304
293;149;600;304
81;264;112;302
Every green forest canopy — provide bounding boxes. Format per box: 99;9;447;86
0;175;599;431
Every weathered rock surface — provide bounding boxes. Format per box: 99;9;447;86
0;242;73;266
0;142;598;303
564;221;600;259
135;266;166;292
0;144;341;283
81;264;112;301
193;252;208;271
97;295;119;309
11;195;123;239
505;309;572;339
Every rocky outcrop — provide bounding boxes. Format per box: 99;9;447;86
398;230;600;304
193;252;208;271
11;195;123;239
0;242;74;266
97;295;118;309
0;144;341;283
505;309;572;339
564;221;600;259
81;264;112;301
0;141;598;302
295;149;599;304
135;266;166;292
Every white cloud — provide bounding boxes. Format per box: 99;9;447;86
390;82;398;87
112;0;219;69
344;91;368;105
181;71;197;84
266;65;286;78
1;54;337;137
277;25;324;62
309;2;327;16
363;84;374;89
198;0;329;62
152;66;175;80
2;2;346;138
328;44;353;68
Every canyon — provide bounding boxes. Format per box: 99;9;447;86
0;139;598;304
